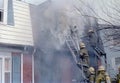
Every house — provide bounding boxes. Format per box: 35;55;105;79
0;0;106;83
99;24;120;78
0;0;34;83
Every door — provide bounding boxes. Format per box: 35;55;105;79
0;56;11;83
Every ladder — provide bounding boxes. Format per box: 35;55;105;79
65;35;79;63
65;34;88;81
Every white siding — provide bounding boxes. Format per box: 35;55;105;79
0;1;33;46
13;1;32;30
0;24;33;46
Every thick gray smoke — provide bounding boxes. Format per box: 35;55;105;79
33;0;84;51
30;0;98;83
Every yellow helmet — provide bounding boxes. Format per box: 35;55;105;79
118;66;120;69
98;66;105;71
88;67;95;73
118;66;120;70
80;42;86;48
105;72;109;76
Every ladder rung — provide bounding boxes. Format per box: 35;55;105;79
66;40;73;41
67;44;77;49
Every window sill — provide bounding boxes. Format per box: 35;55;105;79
0;22;14;28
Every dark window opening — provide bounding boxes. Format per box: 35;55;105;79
0;11;3;22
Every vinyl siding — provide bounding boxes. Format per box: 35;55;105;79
0;0;33;46
13;1;33;31
0;24;33;46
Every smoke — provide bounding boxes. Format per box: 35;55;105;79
30;0;97;83
35;0;76;51
36;0;92;51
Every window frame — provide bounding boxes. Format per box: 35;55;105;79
12;53;21;83
0;0;4;23
0;56;12;83
0;8;4;23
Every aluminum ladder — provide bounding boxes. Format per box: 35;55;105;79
65;34;89;82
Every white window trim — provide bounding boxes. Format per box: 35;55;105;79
21;53;23;83
3;0;8;24
32;54;34;83
0;54;11;83
0;0;8;24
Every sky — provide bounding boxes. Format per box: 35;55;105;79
25;0;120;24
0;0;3;8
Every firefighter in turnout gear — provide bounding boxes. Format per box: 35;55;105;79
79;42;89;65
96;66;111;83
116;67;120;83
88;67;95;83
105;72;111;83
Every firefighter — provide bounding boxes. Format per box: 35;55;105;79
88;67;95;83
96;66;106;83
105;72;111;83
96;66;111;83
70;25;78;38
79;42;89;65
116;67;120;83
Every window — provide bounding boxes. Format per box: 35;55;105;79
12;55;21;83
0;10;3;22
0;53;21;83
0;57;11;83
5;58;11;83
0;0;3;22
